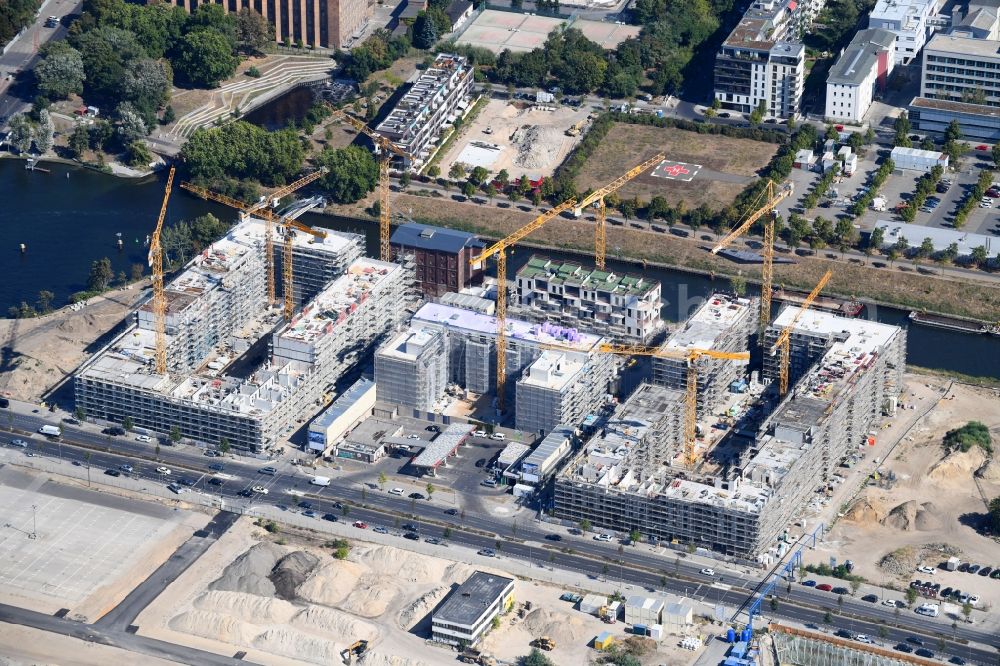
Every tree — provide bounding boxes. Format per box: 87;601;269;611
173;30;238;88
317;145;379;203
427;165;440;178
484;183;497;202
849;578;861;597
117;102;149;142
825;124;839;141
399;171;411;188
918;237;935;263
621;197;637;220
218;437;230;455
523;647;555;666
425;482;435;499
162;105;176;125
749;99;767;125
894;111;912;147
186;3;237;49
413;11;438;49
944;119;963;144
35;290;54;314
823;610;833;625
628;528;642;545
35;43;85;100
987;496;1000;534
69;125;90;158
122;415;134;432
34;110;54;154
87;257;114;292
905;586;918;607
235;8;272;55
169;425;182;444
730;274;747;296
868;226;885;254
944;422;992;453
462;181;476;198
126;140;153;167
992;143;1000;169
970;245;989;268
470;165;489;185
75;406;87;422
579;518;592;534
449;162;466;181
962;601;973;623
123;58;171;121
7;114;33;153
377;471;387;490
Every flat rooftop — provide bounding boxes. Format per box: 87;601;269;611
412;302;603;352
723;0;799;50
518;255;659;297
434;571;515;626
873;220;996;256
378;328;439;361
925;31;1000;57
871;0;936;25
412;422;473;468
274;258;401;347
310;377;375;430
662;293;752;352
518;351;587;392
376;53;470;140
910;96;1000;117
524;425;574;467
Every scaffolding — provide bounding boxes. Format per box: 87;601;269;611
514;349;616;436
374;327;449;411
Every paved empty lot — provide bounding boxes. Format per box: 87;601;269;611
0;466;197;616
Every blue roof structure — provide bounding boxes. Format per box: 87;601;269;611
391;223;485;254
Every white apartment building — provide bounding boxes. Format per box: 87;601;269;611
714;0;806;118
868;0;939;63
375;53;474;169
825;28;896;122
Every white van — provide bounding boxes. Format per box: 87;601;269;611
310;476;331;487
38;425;61;438
490;432;506;441
915;603;939;618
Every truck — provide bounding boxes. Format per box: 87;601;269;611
310;476;331;486
38;425;61;438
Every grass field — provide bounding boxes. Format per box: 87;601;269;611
575;124;779;210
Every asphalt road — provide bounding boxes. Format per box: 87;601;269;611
4;410;999;664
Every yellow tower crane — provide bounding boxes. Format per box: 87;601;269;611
573;154;665;269
180;171;325;305
593;343;749;467
470;197;578;411
279;219;328;321
149;166;176;375
329;109;414;261
710;180;793;335
770;269;832;396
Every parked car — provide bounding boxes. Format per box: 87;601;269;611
883;598;899;607
490;432;506;441
425;425;440;432
408;492;424;500
322;513;338;522
353;521;368;529
403;532;419;540
473;430;488;438
373;526;388;534
178;477;194;486
135;434;152;443
9;439;28;448
861;594;878;603
477;548;496;557
855;634;873;644
801;580;817;587
831;587;849;595
917;565;936;574
915;649;935;659
104;468;121;477
102;426;126;436
302;510;317;518
967;564;981;574
816;584;833;592
978;566;992;576
949;657;967;665
894;643;914;654
594;534;613;542
424;537;442;545
388;487;404;496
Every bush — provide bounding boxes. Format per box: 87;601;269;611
944;421;992;453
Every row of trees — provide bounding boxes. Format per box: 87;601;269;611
953;169;993;229
898;165;944;222
0;0;40;49
5;110;54;155
180;121;305;187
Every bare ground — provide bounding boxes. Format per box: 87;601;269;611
575;124;779;210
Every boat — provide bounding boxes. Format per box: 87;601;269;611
716;248;796;265
773;288;864;317
908;311;991;335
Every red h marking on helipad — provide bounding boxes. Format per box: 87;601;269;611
663;164;690;177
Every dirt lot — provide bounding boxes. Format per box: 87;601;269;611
818;382;1000;610
0;280;148;403
435;99;592;181
575;124;779;211
0;624;179;666
380;192;1000;322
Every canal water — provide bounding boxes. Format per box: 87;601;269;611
1;158;997;379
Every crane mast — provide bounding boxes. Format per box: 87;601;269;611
771;270;832;395
150;167;176;375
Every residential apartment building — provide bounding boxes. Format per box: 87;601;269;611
389;222;484;297
868;0;939;63
825;28;896;122
374;327;449;412
514;350;615;437
714;0;806;118
158;0;370;49
513;256;663;343
376;54;474;169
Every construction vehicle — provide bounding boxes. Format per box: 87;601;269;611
572;154;664;269
469;197;577;411
339;639;368;664
149;166;175;374
459;648;498;665
530;636;556;651
180;170;325;306
565;119;586;136
770;270;832;396
328;108;414;262
711;179;793;336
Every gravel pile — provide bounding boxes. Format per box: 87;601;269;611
269;551;320;601
208;542;284;597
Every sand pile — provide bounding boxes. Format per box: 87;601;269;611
914;503;943;531
359;651;436;666
339;573;400;618
398;586;449;629
270;551;320;600
297;559;367;606
976;457;1000;481
193;590;297;624
882;501;943;531
252;627;341;663
844;496;886;525
169;610;257;644
209;542;285;597
359;545;441;583
928;447;988;485
291;605;379;641
522;607;590;645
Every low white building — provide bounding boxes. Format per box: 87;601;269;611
306;377;376;453
519;425;575;486
663;600;694;633
625;596;665;627
890;146;949;172
872;220;995;258
825;28;896;123
431;571;515;646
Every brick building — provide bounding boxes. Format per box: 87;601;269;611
390;222;484;297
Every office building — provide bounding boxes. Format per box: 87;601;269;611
374;327;449;412
652;293;756;413
389;223;485;297
376;54;475;169
920;33;1000;105
514;350;615;436
870;220;996;260
713;0;806;118
868;0;939;63
950;0;1000;40
158;0;370;49
825;28;896;122
431;571;515;646
75;245;404;453
910;96;1000;140
307;376;376;453
513;256;663;342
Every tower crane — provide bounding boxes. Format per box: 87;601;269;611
593;343;749;467
149;166;176;375
770;270;832;396
180;171;325;305
279;219;328;321
573;154;665;269
328;109;415;262
470;197;578;412
710;180;793;336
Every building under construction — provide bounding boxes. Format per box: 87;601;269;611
374;327;449;412
652;293;757;412
555;307;904;559
514;349;616;437
75;218;402;453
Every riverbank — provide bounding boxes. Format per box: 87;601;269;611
0;153;157;179
907;365;1000;389
361;192;1000;323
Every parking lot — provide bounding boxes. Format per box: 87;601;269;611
0;465;198;616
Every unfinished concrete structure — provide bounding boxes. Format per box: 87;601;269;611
273;230;364;312
376;53;475;169
555;308;904;559
513;256;663;342
652;293;756;412
410;302;606;399
374;327;449;412
514;349;615;436
75;235;404;453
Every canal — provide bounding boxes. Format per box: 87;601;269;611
1;158;997;379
